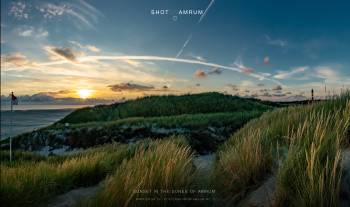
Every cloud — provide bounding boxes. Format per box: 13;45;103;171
108;82;170;92
273;66;308;80
17;26;48;37
176;0;215;58
108;82;154;92
195;69;206;78
37;3;69;18
85;45;100;52
44;46;79;62
9;1;30;20
261;92;272;97
233;56;255;75
226;84;239;91
265;35;287;47
69;41;100;52
35;90;73;97
188;53;206;61
41;55;282;85
272;85;283;91
123;59;141;67
198;0;215;23
314;66;338;79
176;34;192;58
257;83;265;87
36;0;103;30
1;53;31;67
207;67;222;75
259;72;272;77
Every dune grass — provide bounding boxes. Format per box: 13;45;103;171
83;137;195;207
0;143;133;207
215;93;350;205
275;100;350;207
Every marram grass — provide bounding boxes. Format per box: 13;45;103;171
84;138;195;207
0;143;131;207
215;92;350;206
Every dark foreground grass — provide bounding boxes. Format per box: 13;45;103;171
0;144;134;207
215;93;350;206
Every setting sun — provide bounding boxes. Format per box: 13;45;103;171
77;89;93;99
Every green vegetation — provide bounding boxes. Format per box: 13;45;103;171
58;92;272;124
0;144;134;207
215;93;350;206
56;111;263;130
11;111;264;153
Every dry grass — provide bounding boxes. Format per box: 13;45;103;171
215;92;350;206
0;144;131;207
85;138;195;207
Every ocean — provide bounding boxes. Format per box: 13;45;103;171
1;104;89;140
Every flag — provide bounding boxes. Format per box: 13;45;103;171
11;92;18;105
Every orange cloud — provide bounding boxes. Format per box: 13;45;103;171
195;69;206;78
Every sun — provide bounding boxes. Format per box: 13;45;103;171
77;89;93;99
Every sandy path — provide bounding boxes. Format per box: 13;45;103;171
47;184;101;207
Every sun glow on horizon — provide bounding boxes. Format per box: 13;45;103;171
77;89;93;99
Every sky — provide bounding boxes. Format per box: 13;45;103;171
1;0;350;101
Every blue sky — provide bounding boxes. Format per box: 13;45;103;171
1;0;350;101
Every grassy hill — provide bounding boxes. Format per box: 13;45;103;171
58;92;273;124
8;93;273;153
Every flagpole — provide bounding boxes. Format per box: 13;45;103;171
10;92;13;162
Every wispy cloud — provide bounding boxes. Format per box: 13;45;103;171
273;66;308;79
69;41;100;52
265;34;287;47
314;66;338;80
40;55;282;85
176;0;215;58
233;56;255;75
35;0;103;30
43;46;81;62
9;1;30;20
207;67;222;75
1;53;34;68
188;53;206;61
16;26;48;38
175;34;192;58
198;0;215;23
